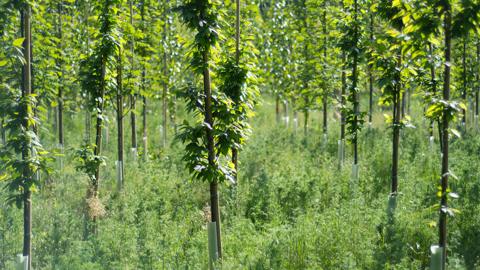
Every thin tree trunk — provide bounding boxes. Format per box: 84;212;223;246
439;3;452;269
429;43;437;138
231;0;240;179
57;3;64;147
161;0;169;148
391;54;402;194
130;95;137;152
203;48;222;258
322;8;328;135
352;0;359;165
407;88;411;116
235;0;240;63
85;110;91;143
476;39;479;121
140;4;148;161
117;47;124;189
368;13;374;125
142;94;148;160
84;2;91;144
162;43;168;148
129;1;137;155
322;99;327;134
21;5;33;269
340;51;347;165
275;94;280;124
92;55;107;234
29;11;37;137
304;109;309;137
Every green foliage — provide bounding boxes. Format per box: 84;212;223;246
74;144;106;182
340;0;366;143
0;1;52;209
3;100;480;269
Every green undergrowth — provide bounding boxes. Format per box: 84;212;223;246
1;98;480;269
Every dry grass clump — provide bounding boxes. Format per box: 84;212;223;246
86;195;106;219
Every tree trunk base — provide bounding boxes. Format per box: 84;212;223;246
429;245;444;270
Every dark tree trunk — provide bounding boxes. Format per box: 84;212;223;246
322;100;327;135
161;0;169;148
391;54;402;194
429;43;437;137
352;0;359;165
85;101;91;143
341;52;346;142
304;109;309;137
407;88;411;116
142;94;147;159
476;40;479;119
83;2;91;144
129;1;137;154
21;5;33;269
235;0;240;63
203;49;222;258
322;8;328;135
275;94;280;124
130;95;137;152
57;3;64;147
231;0;240;179
162;43;168;148
368;13;374;125
439;4;452;269
117;48;124;189
93;56;106;210
23;189;31;270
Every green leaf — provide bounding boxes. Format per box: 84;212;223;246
450;128;461;138
0;60;7;67
13;38;25;47
448;192;459;199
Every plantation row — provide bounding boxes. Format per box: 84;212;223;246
1;0;480;269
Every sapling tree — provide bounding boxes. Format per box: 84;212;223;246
337;0;349;167
137;0;153;160
410;0;479;267
56;1;65;147
156;0;186;139
116;46;125;188
437;3;453;266
266;1;293;125
128;0;138;157
0;1;51;268
218;0;258;181
340;0;365;179
176;0;233;260
376;0;413;195
155;0;178;147
319;0;330;138
161;0;170;147
78;0;119;232
115;1;129;189
291;0;316;136
367;3;375;126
